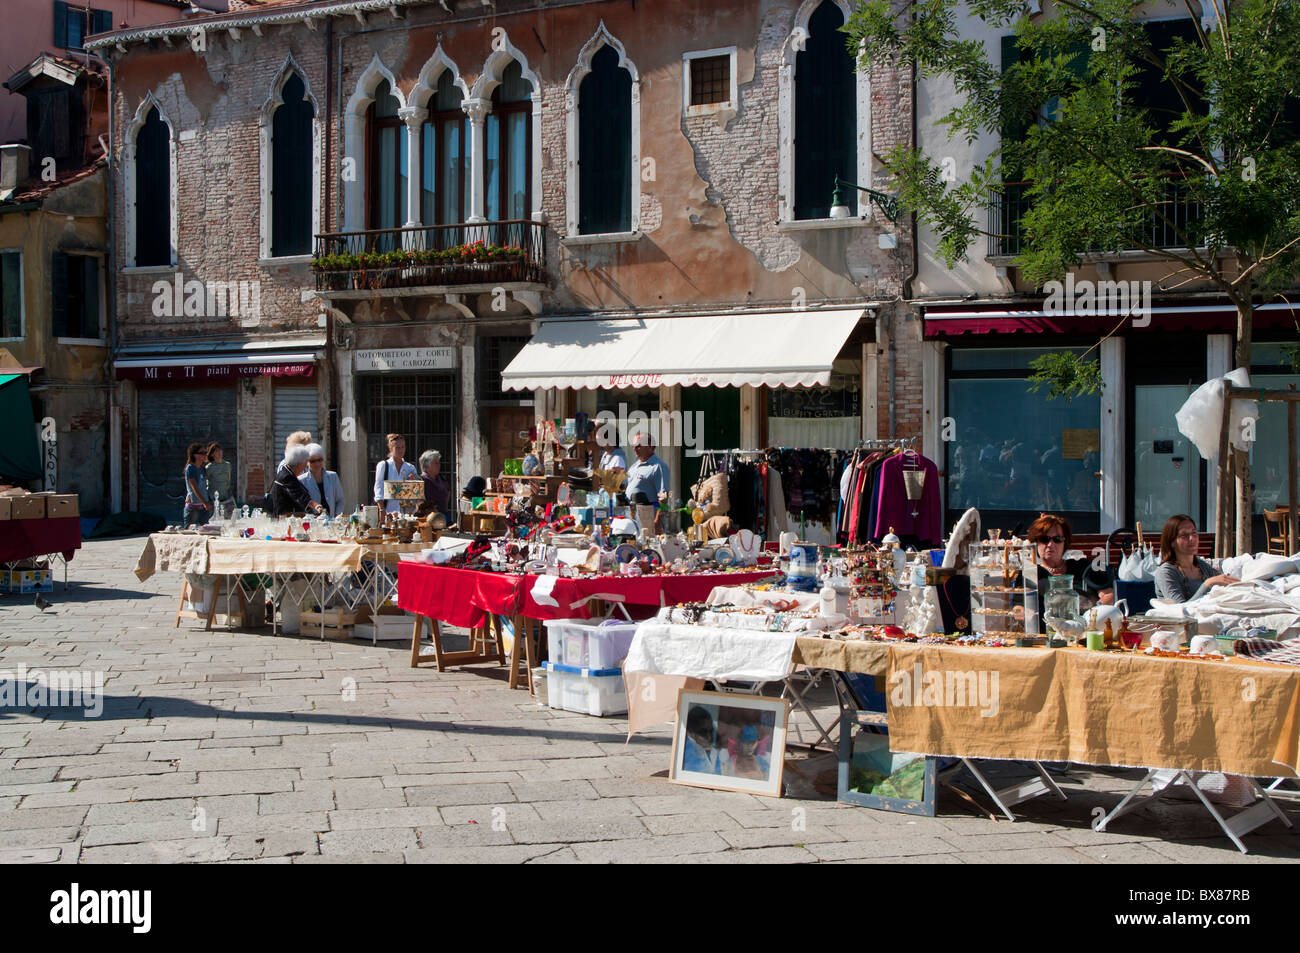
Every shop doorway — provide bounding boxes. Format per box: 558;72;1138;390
681;386;739;498
488;406;533;477
360;374;457;503
1127;334;1206;528
136;387;238;519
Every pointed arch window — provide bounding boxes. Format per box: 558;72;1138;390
793;1;857;220
484;60;532;223
367;80;407;234
135;106;171;267
420;72;471;227
271;72;315;257
578;45;632;235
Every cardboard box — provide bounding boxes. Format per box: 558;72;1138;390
11;496;46;519
0;498;10;520
4;569;53;593
45;495;79;518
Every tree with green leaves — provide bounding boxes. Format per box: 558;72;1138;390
847;0;1300;552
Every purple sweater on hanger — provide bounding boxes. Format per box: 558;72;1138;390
872;452;941;545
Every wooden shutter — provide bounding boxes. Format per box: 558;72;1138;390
53;0;68;46
92;8;112;35
793;2;856;220
577;46;631;234
81;256;99;338
136;109;171;266
51;252;68;338
272;73;313;256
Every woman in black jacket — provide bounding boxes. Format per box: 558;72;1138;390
271;445;322;517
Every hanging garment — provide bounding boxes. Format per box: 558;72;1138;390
766;466;790;537
873;451;942;546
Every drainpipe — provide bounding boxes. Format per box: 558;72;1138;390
105;52;119;512
324;16;341;472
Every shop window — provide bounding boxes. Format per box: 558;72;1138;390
768;360;861;449
793;1;857;220
946;347;1101;532
54;2;111;51
271;72;314;257
367;80;407;237
134;106;171;267
484;61;532;224
0;251;22;340
51;252;101;340
578;45;632;235
1250;344;1300;515
478;335;530;403
420;72;471;230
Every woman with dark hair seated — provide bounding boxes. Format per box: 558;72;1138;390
1152;514;1237;603
1029;513;1113;617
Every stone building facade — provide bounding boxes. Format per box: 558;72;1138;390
93;0;922;529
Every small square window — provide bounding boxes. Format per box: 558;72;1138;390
689;55;730;107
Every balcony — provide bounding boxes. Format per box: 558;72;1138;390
312;220;547;295
987;180;1204;258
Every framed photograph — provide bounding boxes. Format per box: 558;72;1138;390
670;691;789;797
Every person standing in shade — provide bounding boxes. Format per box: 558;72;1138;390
182;442;211;527
374;433;417;516
298;443;345;517
415;449;452;523
625;431;670;533
204;442;234;518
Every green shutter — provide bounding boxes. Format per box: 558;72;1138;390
51;251;68;338
53;0;68;46
93;8;112;35
577;45;631;234
793;1;856;220
81;256;99;339
0;253;20;339
272;73;313;256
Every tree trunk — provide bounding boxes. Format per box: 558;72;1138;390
1233;291;1254;556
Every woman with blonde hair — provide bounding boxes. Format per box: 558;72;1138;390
374;433;417;515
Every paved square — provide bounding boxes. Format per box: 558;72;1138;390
1;536;1297;864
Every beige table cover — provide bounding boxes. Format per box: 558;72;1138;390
134;534;211;580
135;535;364;580
795;638;1300;777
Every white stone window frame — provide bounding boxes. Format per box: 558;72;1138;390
259;55;324;263
777;0;872;225
123;93;179;271
682;46;738;123
55;249;108;346
563;21;642;241
0;248;24;342
470;33;546;225
407;46;472;228
342;56;406;233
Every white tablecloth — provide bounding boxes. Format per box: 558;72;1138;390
625;621;797;682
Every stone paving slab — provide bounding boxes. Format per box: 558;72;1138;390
3;536;1299;864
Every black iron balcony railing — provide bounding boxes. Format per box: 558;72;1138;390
987;180;1204;257
312;219;547;292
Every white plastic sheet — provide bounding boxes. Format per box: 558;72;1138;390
1175;368;1259;458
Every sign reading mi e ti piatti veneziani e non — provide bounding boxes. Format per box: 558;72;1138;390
353;348;457;372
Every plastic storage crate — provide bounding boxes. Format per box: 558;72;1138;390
4;569;53;594
544;618;639;669
543;661;627;716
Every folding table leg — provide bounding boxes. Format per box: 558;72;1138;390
958;759;1067;822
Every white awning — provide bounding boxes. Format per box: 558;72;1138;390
502;309;867;390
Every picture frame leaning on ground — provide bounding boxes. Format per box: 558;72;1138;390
845;0;1300;552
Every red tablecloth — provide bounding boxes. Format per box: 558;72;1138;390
397;562;777;628
0;516;81;563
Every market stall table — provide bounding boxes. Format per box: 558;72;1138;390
397;561;778;687
1;515;81;591
794;638;1300;849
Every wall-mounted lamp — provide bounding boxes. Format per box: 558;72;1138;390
829;175;901;224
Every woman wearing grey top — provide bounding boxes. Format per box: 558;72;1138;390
1153;514;1238;602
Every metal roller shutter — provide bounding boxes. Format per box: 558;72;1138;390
137;387;238;519
273;385;319;459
